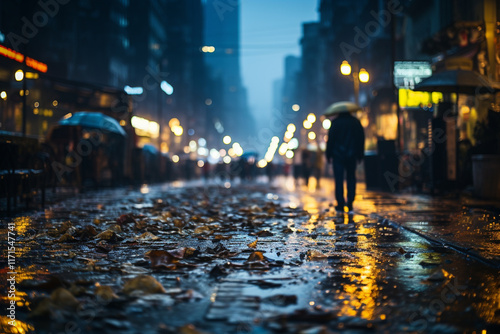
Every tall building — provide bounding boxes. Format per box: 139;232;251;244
203;0;255;146
0;0;209;147
299;22;322;118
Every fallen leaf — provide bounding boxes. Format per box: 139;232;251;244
134;232;160;241
59;221;74;234
145;250;177;269
57;233;76;243
256;230;274;237
95;285;119;301
108;225;123;233
78;225;98;239
247;251;266;263
50;287;80;311
194;226;211;234
122;275;166;296
95;230;118;241
306;250;328;260
178;324;210;334
247;239;258;248
214;235;232;240
117;213;136;226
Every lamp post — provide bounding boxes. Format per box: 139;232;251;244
340;60;369;105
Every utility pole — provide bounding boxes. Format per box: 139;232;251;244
391;5;401;152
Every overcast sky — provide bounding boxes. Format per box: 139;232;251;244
240;0;318;123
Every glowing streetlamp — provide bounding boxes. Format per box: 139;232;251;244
340;61;351;76
359;68;369;83
15;69;24;81
307;113;316;124
340;60;369;105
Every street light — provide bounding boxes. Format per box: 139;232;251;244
340;60;369;105
359;68;369;83
340;61;351;76
15;69;24;81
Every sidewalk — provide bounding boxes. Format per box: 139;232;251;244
274;176;500;268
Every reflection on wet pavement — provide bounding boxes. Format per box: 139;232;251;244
0;177;499;333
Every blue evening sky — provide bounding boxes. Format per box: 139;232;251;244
240;0;318;123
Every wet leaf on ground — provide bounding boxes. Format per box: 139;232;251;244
306;250;329;260
247;239;258;248
256;230;274;237
122;275;166;296
117;213;136;226
95;285;119;301
134;231;160;241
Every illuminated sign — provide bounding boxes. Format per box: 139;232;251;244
26;57;47;73
124;86;144;95
394;61;432;89
0;45;24;63
160;81;173;95
0;45;48;73
131;116;159;138
398;89;443;108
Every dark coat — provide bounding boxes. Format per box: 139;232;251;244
326;113;365;162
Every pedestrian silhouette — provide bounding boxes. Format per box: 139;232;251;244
312;144;325;189
301;148;313;186
326;111;365;212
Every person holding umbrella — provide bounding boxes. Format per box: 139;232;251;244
325;102;365;212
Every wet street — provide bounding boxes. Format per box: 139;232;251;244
1;177;500;334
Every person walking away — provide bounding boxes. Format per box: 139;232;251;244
293;147;302;186
326;112;365;212
301;149;313;187
313;146;325;190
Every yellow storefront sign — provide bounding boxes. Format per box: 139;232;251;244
399;89;443;108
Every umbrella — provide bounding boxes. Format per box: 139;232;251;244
58;112;126;136
323;101;361;117
142;144;159;155
413;69;500;95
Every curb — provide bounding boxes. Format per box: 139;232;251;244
375;214;500;270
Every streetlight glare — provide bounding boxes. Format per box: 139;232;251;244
223;135;231;145
303;120;312;129
15;69;24;81
287;123;296;132
359;68;369;83
169;118;180;128
289;138;299;149
322;119;332;129
340;60;351;76
307;113;316;123
292;104;300;111
308;131;316;140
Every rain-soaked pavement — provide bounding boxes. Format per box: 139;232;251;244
1;177;500;334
